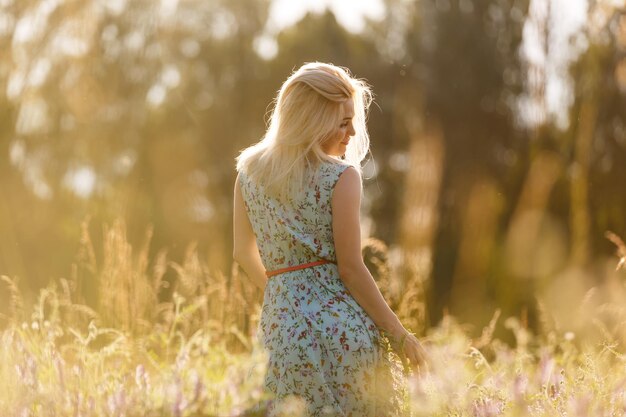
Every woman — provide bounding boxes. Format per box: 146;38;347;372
233;62;426;416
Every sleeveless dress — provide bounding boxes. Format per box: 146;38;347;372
238;160;408;417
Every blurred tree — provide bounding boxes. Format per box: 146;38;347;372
567;6;626;265
407;0;530;326
0;0;270;298
517;2;626;335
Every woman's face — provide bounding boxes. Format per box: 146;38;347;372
321;99;355;157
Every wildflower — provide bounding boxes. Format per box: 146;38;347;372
88;396;95;412
472;396;505;417
107;394;116;415
54;355;65;390
513;374;528;402
171;378;186;417
115;387;126;412
135;364;146;387
538;353;555;386
189;369;203;404
25;355;38;389
569;393;591;416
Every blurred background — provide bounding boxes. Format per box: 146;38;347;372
1;0;625;335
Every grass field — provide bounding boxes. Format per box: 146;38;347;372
2;221;626;416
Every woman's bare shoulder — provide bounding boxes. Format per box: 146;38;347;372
333;165;361;197
337;164;359;180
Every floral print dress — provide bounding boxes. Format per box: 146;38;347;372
238;159;408;416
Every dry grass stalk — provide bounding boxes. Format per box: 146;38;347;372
97;219;157;334
0;275;24;324
473;309;501;349
535;296;558;337
605;231;626;271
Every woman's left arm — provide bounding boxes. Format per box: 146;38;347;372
233;173;267;291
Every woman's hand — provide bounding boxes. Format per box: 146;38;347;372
388;328;428;374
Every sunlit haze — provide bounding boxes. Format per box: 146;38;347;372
268;0;385;33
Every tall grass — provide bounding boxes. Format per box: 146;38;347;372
1;219;626;416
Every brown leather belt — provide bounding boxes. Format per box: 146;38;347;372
265;259;335;278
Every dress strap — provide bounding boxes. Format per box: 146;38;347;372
265;259;335;278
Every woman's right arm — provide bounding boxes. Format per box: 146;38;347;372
233;173;268;291
332;166;427;369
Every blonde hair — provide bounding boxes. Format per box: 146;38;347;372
235;62;373;199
